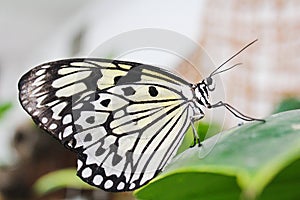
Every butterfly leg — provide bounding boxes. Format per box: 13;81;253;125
189;114;204;147
208;101;265;122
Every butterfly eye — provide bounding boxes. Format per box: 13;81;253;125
206;77;213;86
206;77;215;91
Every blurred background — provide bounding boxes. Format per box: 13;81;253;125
0;0;299;199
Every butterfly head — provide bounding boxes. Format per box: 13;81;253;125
204;76;216;91
194;62;243;107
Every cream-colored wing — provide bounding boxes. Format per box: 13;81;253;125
18;58;197;191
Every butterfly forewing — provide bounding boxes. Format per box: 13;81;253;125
18;58;198;191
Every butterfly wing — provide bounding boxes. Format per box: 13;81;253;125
18;58;197;191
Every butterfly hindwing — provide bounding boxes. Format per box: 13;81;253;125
18;58;197;191
74;84;193;191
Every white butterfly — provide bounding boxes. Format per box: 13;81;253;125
18;40;263;192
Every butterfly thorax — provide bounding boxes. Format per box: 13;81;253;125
193;80;211;108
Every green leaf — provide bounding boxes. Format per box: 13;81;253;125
196;121;221;141
258;159;300;200
273;97;300;114
0;102;12;120
33;168;94;196
134;110;300;200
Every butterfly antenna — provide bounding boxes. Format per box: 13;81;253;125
211;62;242;76
209;39;258;77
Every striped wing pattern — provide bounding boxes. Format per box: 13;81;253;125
18;58;198;191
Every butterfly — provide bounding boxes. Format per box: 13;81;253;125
18;40;264;192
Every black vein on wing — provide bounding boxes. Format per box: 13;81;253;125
126;102;190;184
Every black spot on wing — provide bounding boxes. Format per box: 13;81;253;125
95;146;106;156
115;67;142;84
122;87;136;96
148;86;158;97
112;154;122;166
84;133;92;142
100;99;111;107
86;116;95;124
